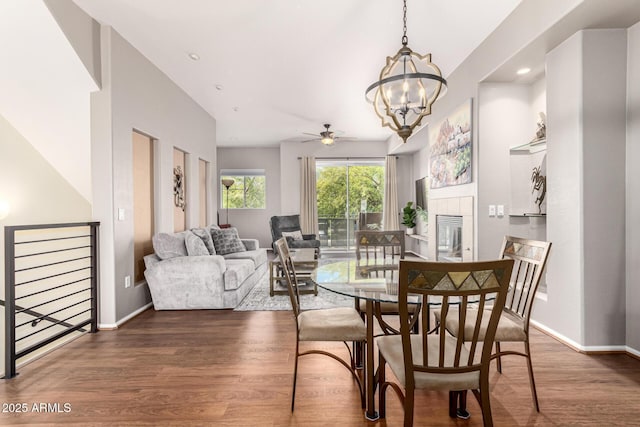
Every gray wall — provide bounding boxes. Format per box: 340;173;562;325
581;30;627;346
627;22;640;354
44;0;101;87
477;83;531;260
216;147;280;248
533;30;627;347
92;27;217;325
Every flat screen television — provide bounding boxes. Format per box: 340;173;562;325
415;177;428;211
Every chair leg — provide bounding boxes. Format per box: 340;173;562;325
495;341;502;373
291;341;299;412
354;298;364;368
525;340;540;411
378;353;387;418
353;341;364;369
403;388;414;427
448;391;457;418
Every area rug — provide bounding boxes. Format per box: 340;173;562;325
234;273;353;311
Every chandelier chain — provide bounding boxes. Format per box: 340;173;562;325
402;0;408;45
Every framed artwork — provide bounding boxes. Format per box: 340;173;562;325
429;99;472;189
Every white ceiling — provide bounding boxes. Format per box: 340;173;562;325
73;0;522;147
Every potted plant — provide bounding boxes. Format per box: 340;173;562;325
402;201;417;234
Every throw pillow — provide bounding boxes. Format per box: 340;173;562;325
211;227;246;255
152;232;188;260
281;230;304;240
191;227;216;255
185;232;210;256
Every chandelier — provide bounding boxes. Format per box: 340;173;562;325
365;0;447;142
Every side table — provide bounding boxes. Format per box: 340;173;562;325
270;248;318;296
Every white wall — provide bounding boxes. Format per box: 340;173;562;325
217;147;280;248
0;1;97;202
0;113;92;378
627;22;640;354
92;27;217;324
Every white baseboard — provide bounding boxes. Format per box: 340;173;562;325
531;319;627;353
626;346;640;359
98;302;153;330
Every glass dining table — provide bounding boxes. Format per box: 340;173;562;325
311;259;421;421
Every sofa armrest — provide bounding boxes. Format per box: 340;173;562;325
241;239;259;251
144;255;227;310
302;234;316;240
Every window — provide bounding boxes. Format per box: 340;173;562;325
316;160;385;249
220;170;266;209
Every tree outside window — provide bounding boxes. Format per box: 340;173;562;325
221;174;266;209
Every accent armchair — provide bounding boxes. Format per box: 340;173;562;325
269;215;321;257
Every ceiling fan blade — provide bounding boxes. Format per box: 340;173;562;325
335;137;358;142
301;138;320;143
302;132;319;137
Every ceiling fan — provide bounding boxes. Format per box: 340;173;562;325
301;124;357;145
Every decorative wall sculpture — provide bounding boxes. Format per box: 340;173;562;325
173;166;186;211
531;165;546;214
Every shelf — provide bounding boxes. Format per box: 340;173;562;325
509;213;546;218
407;234;428;242
510;138;546;154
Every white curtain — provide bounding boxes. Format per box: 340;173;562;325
300;156;318;235
383;155;400;231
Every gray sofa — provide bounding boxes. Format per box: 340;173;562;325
143;227;267;309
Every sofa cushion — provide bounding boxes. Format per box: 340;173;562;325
152;232;189;260
185;232;210;256
281;230;304;240
191;227;216;255
223;249;267;269
224;259;255;291
211;227;246;255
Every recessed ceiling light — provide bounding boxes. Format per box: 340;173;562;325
215;84;223;91
188;52;200;61
517;67;531;75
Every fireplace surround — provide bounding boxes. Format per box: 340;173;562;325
427;196;473;261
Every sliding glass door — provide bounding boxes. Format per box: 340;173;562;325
316;159;385;251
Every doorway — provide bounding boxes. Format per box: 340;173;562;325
132;131;155;283
316;159;384;251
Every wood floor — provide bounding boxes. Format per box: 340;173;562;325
2;309;640;426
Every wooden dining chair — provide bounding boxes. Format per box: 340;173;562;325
377;259;513;427
434;236;552;411
274;237;366;412
354;230;419;334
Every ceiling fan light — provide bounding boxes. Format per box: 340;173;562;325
321;137;334;145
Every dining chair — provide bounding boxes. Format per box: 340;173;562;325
354;230;419;334
274;237;366;412
434;236;552;411
377;259;513;427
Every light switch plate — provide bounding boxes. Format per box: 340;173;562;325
118;208;125;221
489;205;496;217
497;205;505;217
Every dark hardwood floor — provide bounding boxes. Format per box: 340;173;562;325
1;309;639;426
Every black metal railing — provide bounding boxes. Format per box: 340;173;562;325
3;222;99;379
318;214;383;250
